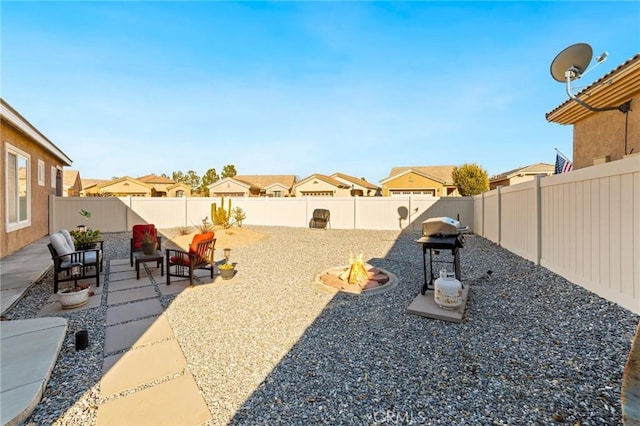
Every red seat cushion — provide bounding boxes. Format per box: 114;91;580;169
170;255;192;266
189;232;215;254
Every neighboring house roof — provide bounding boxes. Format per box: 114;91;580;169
209;177;257;191
137;174;175;184
1;98;72;166
233;175;297;190
380;166;456;185
294;173;351;189
96;176;153;191
331;173;380;190
167;182;191;191
82;179;110;191
489;163;555;181
546;53;640;124
63;169;80;188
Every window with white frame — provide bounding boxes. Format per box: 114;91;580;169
38;160;45;186
5;143;31;231
51;166;57;189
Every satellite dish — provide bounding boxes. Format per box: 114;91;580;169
549;42;629;113
550;43;593;82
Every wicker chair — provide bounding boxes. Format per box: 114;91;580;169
165;232;216;286
130;224;162;266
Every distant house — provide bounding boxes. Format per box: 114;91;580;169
292;174;351;197
546;54;639;168
86;176;154;197
489;163;555;190
330;173;380;196
208;175;297;197
80;178;109;197
81;174;191;197
62;169;83;196
166;182;192;197
1;98;72;258
379;166;458;197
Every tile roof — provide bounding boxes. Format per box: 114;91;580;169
490;163;555;181
331;173;379;189
382;166;456;184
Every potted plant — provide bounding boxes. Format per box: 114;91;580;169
140;229;157;255
218;262;236;280
70;209;102;250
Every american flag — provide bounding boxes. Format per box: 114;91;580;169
555;153;573;174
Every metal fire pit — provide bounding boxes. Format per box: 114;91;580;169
415;217;467;295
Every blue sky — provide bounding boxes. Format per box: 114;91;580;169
2;1;639;184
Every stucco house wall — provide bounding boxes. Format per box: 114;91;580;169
381;172;445;196
573;107;639;168
1;100;71;258
293;176;350;197
209;178;251;197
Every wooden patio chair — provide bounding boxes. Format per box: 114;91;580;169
165;232;216;286
48;231;103;293
130;224;162;266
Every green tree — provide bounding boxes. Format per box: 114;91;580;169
171;171;185;183
221;164;237;179
184;170;201;192
199;168;219;194
451;163;489;196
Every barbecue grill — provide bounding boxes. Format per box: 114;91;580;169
415;217;467;295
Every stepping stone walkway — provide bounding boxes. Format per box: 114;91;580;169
38;258;213;425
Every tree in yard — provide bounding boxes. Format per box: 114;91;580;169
184;170;201;192
199;168;219;195
451;163;489;196
171;171;185;183
221;164;237;179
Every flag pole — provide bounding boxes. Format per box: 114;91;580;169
554;147;571;161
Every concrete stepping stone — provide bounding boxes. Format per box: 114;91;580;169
103;314;174;355
100;339;187;396
107;277;152;292
105;298;163;326
107;286;157;306
96;373;211;425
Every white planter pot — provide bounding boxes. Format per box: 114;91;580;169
58;287;89;309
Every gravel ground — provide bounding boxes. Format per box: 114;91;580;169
5;226;639;425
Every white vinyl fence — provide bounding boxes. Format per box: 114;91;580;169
50;195;475;234
474;155;640;314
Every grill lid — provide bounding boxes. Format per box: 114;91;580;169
422;216;467;237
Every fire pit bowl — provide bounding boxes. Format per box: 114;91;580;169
314;264;398;295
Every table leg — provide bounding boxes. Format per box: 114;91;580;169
136;260;140;280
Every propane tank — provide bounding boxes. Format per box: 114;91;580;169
434;269;462;310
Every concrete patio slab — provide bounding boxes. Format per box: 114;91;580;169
0;318;68;426
38;288;103;316
107;286;157;306
406;286;470;323
96;374;211;425
107;277;152;292
100;339;187;396
107;269;138;282
103;314;174;355
105;298;164;326
158;279;190;295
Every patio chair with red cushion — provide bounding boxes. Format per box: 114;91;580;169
165;232;216;286
130;224;162;266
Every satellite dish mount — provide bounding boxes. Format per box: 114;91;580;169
550;43;631;113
